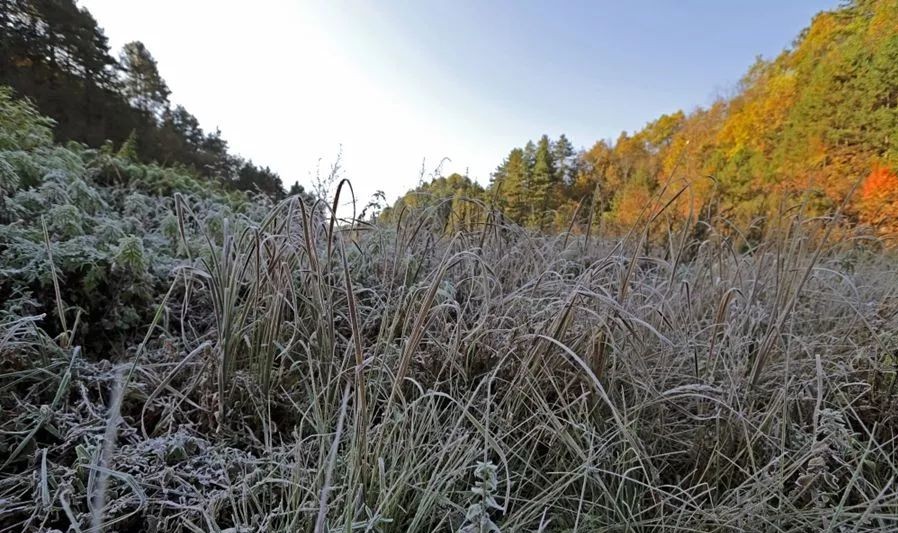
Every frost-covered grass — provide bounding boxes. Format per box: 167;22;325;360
3;89;898;532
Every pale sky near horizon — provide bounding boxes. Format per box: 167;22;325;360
79;0;838;208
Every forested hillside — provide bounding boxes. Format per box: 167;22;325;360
387;0;898;238
0;0;296;199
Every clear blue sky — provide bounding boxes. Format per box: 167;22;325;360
81;0;838;207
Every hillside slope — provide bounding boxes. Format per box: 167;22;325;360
388;0;898;239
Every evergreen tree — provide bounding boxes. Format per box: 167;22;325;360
1;0;117;87
1;0;136;146
552;133;576;185
167;105;205;148
529;135;557;227
233;159;285;199
0;1;287;199
499;148;529;224
523;140;537;173
119;41;170;119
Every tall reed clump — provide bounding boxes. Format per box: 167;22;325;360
173;193;301;428
2;179;898;532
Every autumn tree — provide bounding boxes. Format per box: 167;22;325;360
379;173;484;232
857;166;898;233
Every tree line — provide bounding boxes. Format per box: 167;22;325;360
4;0;896;232
386;0;898;238
0;0;298;199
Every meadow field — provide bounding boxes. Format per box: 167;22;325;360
4;0;898;530
2;100;898;529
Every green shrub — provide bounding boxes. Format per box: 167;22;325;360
0;87;54;151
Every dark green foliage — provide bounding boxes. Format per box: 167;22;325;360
552;133;577;185
529;134;557;227
0;0;286;199
488;135;573;228
118;41;170;117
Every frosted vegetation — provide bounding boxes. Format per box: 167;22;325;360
2;89;898;532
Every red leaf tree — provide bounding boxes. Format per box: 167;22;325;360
857;166;898;233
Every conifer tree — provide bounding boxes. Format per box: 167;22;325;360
119;41;170;119
552;134;576;185
499;148;530;224
529;135;557;227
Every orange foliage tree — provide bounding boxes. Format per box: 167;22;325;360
857;166;898;233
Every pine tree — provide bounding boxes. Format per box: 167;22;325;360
497;148;529;224
523;140;536;172
119;41;170;119
552;134;576;185
167;105;205;148
529;135;556;227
